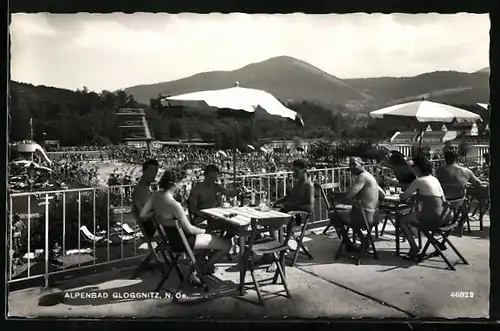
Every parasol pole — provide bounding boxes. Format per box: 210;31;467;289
418;127;424;156
233;120;238;191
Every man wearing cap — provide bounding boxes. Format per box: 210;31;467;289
332;157;385;252
436;150;486;200
188;164;242;228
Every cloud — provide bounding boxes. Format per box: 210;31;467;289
9;13;490;92
10;13;58;38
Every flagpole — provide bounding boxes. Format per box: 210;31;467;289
30;118;34;162
30;117;33;141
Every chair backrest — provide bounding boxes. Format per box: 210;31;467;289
315;182;341;210
174;220;198;265
441;184;466;200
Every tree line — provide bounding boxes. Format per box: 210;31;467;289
9;81;489;148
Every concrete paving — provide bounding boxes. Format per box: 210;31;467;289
7;215;490;319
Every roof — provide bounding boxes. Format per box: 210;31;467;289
392;132;418;142
448;123;475;130
423;131;447;138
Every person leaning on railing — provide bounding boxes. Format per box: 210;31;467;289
377;152;416;190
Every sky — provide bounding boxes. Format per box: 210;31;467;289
10;13;490;93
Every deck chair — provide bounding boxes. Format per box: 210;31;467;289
131;218;174;279
80;225;111;245
414;202;469;271
286;210;314;266
334;201;380;266
122;223;142;237
154;219;209;295
243;216;294;306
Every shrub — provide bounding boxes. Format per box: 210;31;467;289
27;190;116;254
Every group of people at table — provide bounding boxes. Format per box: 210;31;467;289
129;149;488;286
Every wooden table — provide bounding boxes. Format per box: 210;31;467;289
380;194;415;256
201;206;293;295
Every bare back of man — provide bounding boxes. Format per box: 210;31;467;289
338;171;381;228
436;164;481;199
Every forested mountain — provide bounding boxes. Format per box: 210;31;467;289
344;70;489;107
123;56;372;108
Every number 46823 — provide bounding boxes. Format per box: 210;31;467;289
450;292;474;299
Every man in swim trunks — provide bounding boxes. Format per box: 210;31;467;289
332;157;385;252
188;164;243;229
132;159;159;238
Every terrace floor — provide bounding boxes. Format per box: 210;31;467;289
8;215;490;319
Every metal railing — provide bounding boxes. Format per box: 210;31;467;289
6;156;485;288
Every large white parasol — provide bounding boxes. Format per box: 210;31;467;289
161;82;304;126
477;103;489;110
370;100;482;152
161;82;304;182
370;100;482;123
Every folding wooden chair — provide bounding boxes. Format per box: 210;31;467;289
442;185;470;237
414;203;469;271
334;201;380;266
131;219;172;279
467;185;488;231
243;216;294;306
286;210;314;266
317;183;342;236
155;219;209;295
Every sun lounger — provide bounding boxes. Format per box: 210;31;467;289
80;225;112;244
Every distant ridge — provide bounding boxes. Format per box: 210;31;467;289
474;67;490;74
123;56;372;108
122;57;489;112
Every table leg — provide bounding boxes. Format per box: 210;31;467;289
239;235;246;296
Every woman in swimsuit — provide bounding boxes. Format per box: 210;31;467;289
140;169;231;277
399;156;450;259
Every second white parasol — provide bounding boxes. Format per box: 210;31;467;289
370;100;482;152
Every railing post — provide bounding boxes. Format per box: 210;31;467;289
93;190;97;265
27;196;31;277
9;196;13;282
78;191;81;266
62;193;66;269
107;188;110;262
44;194;49;288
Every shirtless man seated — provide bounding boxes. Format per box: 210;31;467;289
188;164;242;231
435;150;487;200
272;159;314;222
332;157;385;252
256;159;314;269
